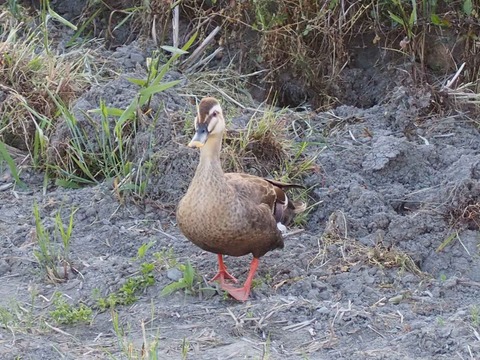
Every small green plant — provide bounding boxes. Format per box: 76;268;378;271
32;202;76;282
153;247;178;269
161;261;198;297
388;0;417;40
47;35;197;194
181;337;190;360
440;273;447;281
40;0;77;54
0;140;26;188
54;207;76;261
33;202;58;280
49;292;92;325
136;241;156;260
251;278;263;289
0;305;14;328
471;305;479;328
111;309;160;360
252;0;287;31
97;262;156;310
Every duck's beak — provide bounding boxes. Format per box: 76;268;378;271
188;124;209;148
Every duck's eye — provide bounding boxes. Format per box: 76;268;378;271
211;111;218;117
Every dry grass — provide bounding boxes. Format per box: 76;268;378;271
0;8;96;159
309;210;423;276
175;0;480;109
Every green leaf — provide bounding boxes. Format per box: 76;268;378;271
388;11;405;27
0;141;27;189
430;14;450;27
161;46;188;55
91;106;125;117
116;98;139;127
139;80;181;99
409;0;417;27
161;281;186;296
463;0;473;15
127;77;148;86
136;241;156;260
184;261;195;285
66;8;101;47
48;6;77;30
181;32;198;52
55;179;81;189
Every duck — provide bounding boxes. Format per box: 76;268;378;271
176;97;306;301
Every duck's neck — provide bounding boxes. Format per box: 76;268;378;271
195;133;225;181
199;133;222;167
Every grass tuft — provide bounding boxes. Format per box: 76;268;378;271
96;262;156;310
32;202;77;283
49;292;92;325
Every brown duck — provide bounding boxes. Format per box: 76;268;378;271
177;97;306;301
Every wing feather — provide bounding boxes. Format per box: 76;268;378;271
225;173;305;225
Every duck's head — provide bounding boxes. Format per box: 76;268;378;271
188;97;225;148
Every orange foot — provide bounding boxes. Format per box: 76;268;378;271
221;283;251;302
210;269;238;284
209;254;238;285
220;257;260;302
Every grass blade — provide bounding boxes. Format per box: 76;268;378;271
0;140;27;189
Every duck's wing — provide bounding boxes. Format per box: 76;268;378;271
225;173;306;225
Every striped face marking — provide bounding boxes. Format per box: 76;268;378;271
196;98;223;134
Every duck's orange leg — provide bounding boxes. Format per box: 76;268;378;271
209;254;238;284
221;258;259;302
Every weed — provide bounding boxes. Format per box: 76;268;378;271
46;36;196;194
32;202;76;282
471;305;480;328
153;247;178;269
437;317;445;326
161;261;199;297
0;10;91;159
0;140;26;188
97;262;156;310
181;337;190;360
136;241;156;261
223;106;292;175
110;309;161;359
49;292;92;325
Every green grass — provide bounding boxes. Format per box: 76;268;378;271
32;202;76;282
153;247;178;269
0;140;26;188
49;292;92;325
96;262;156;310
111;309;161;360
43;35;197;196
161;261;199;297
471;305;480;328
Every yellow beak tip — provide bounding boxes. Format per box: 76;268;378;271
188;140;205;148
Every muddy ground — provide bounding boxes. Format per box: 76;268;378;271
1;14;480;360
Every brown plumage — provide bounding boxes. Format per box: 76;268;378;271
176;97;306;301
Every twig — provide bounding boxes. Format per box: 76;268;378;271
153;227;179;242
202;81;246;109
182;26;221;68
44;321;75;338
185;47;224;74
444;62;465;89
282;319;316;332
226;307;240;327
172;5;179;48
283;229;304;238
367;324;385;338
